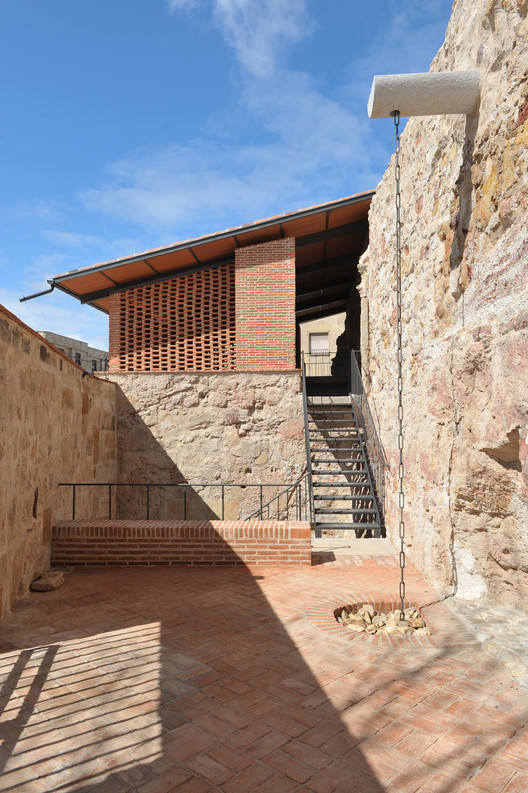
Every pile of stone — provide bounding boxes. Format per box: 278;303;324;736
336;604;431;636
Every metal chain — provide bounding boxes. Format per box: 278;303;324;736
392;111;406;620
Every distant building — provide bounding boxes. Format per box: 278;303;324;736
38;331;108;372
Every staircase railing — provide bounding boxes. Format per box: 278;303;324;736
301;354;315;524
350;351;388;520
244;473;312;520
59;480;312;522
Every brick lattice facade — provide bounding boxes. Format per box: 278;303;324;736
109;263;236;373
235;237;296;371
52;520;311;566
107;237;297;374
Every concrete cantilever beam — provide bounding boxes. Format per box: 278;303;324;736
367;71;480;118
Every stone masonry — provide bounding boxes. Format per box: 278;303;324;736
359;0;528;604
0;305;118;620
109;371;307;521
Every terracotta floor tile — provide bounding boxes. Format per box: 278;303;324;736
471;762;517;792
170;778;215;793
502;772;528;793
163;724;216;762
0;565;526;793
184;752;234;785
205;742;252;772
221;762;275;793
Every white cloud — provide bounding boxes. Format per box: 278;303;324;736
168;0;311;77
212;0;311;78
79;1;450;236
79;74;384;236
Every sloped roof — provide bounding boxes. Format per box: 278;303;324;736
50;191;374;313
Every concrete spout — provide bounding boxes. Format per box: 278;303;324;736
367;71;480;118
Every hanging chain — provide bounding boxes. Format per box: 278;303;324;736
392;111;406;620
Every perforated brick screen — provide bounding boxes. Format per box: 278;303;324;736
110;264;236;372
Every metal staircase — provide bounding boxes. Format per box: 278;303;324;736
307;396;382;538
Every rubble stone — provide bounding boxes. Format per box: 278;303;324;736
30;571;64;591
336;605;430;636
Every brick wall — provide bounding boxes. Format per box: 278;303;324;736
108;238;297;374
108;263;236;373
235;237;296;371
52;520;311;566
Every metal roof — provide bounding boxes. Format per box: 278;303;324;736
49;191;374;314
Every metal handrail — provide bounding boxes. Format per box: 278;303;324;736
244;473;311;521
301;355;315;523
350;352;388;468
349;350;388;524
58;480;311;522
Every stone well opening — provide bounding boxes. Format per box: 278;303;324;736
334;601;431;637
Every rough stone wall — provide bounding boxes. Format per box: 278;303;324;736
360;0;528;604
110;372;306;521
0;306;118;619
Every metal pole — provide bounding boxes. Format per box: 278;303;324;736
221;486;225;520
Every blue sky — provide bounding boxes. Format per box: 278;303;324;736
1;0;453;350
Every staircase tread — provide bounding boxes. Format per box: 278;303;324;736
312;454;365;464
315;507;377;513
311;446;362;450
314;494;373;500
312;482;371;488
314;522;381;529
312;469;367;474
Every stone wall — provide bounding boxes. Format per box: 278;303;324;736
360;0;528;604
0;306;118;619
109;371;307;521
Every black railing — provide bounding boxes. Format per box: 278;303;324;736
58;481;312;522
244;474;311;521
301;356;315;523
349;351;388;517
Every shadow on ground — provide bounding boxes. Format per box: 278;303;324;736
0;557;527;792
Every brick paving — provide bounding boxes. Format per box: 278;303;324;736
0;559;526;792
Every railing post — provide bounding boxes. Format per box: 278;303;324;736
260;485;263;518
72;484;76;520
183;486;187;520
221;486;225;520
297;482;301;520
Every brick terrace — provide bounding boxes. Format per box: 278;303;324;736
0;559;527;792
